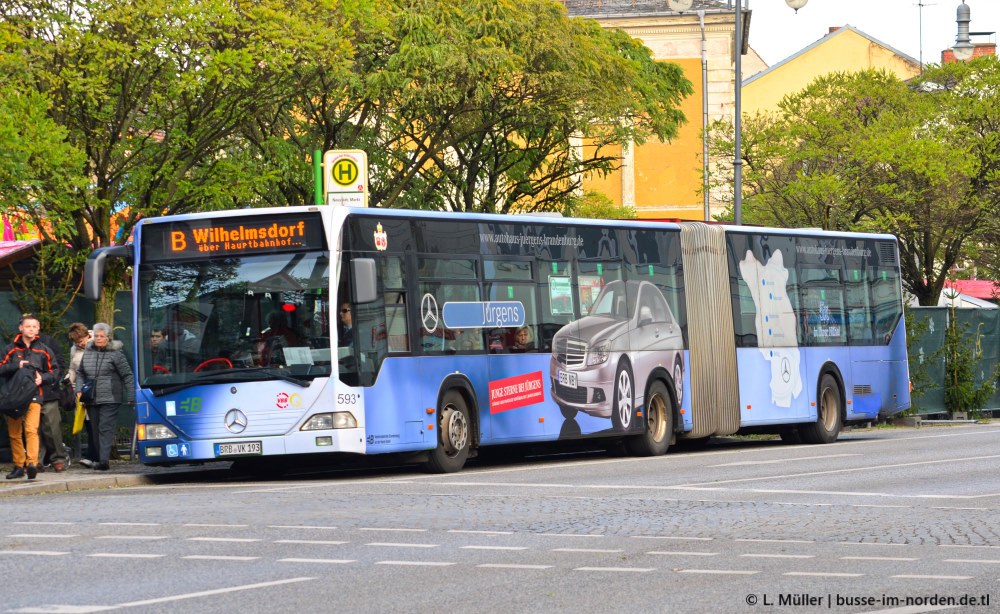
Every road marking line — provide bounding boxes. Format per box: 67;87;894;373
390;427;1000;483
186;537;260;543
99;522;160;526
0;550;68;556
95;536;169;540
7;534;78;539
891;574;972;580
553;548;623;553
274;540;348;545
181;555;259;561
116;577;314;607
448;530;513;535
737;538;814;544
939;544;1000;549
477;564;552;569
841;556;919;562
268;525;338;530
278;558;355;564
631;536;713;541
375;561;455;566
183;524;248;528
13;521;75;525
573;567;656;573
89;553;166;559
783;572;864;577
845;542;908;547
675;569;760;575
741;554;815;559
366;542;438;548
944;559;1000;564
710;453;860;467
648;551;719;556
673;453;1000;491
461;546;528;551
359;527;427;532
539;533;604;538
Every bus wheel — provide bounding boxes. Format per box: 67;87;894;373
611;360;634;431
559;404;578;420
672;355;684;408
800;374;842;444
426;390;471;473
627;380;672;456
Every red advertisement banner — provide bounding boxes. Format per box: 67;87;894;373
489;371;545;414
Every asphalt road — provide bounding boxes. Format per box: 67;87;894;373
2;423;999;614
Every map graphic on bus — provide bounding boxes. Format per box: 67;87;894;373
738;249;802;408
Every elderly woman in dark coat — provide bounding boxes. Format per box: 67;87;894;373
76;322;134;471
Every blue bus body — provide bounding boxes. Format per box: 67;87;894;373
88;206;908;468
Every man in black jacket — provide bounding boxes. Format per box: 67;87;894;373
36;322;67;472
0;315;56;480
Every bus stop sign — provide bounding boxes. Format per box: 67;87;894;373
323;149;368;207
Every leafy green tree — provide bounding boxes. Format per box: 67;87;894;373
0;0;361;324
566;190;637;220
246;0;692;214
942;304;995;419
708;63;1000;306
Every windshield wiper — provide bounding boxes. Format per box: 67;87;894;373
149;367;310;396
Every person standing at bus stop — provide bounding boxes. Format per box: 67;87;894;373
0;315;56;480
35;322;68;472
66;323;100;467
76;323;134;471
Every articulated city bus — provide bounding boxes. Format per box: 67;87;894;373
84;206;910;472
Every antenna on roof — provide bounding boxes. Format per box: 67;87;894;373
915;0;938;72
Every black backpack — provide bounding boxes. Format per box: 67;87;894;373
0;367;42;419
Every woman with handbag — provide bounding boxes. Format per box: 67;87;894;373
75;323;134;471
66;323;99;467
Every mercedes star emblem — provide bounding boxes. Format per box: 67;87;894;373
224;409;248;434
421;293;439;333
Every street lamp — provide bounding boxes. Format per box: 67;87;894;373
952;1;974;61
734;0;808;226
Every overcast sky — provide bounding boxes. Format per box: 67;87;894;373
748;0;999;67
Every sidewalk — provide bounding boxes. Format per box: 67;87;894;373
0;459;227;498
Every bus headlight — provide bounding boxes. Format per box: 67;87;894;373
138;423;177;440
301;412;357;431
587;341;610;366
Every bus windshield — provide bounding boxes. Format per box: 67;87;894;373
136;251;331;391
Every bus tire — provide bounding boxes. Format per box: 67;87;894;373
672;355;684;408
426;389;471;473
627;380;672;456
800;374;842;444
611;359;634;431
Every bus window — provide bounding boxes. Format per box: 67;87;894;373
872;266;902;343
419;282;480;354
845;267;874;344
486;282;538;352
538;260;573;350
800;268;846;346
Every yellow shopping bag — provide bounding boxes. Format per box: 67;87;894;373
72;397;86;434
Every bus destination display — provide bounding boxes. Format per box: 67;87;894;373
141;213;326;261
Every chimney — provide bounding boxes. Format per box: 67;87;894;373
828;26;842;35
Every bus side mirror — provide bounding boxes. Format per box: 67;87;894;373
352;258;377;304
84;245;133;302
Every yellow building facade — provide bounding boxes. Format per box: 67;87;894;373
561;1;921;221
742;26;920;116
